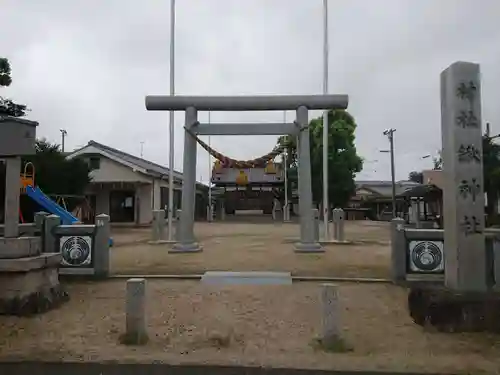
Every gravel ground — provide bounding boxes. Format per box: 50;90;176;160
110;221;391;277
1;280;499;374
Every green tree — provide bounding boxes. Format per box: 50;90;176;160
428;134;500;222
0;57;28;117
483;136;500;220
0;140;91;220
278;109;363;208
22;139;91;197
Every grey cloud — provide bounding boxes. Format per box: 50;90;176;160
1;0;500;183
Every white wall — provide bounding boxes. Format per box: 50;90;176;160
136;184;153;224
152;179;162;210
89;157;151;183
95;188;110;216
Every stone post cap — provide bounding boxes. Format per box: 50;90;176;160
127;277;146;283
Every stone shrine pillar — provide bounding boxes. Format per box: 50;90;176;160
3;157;21;238
441;62;486;292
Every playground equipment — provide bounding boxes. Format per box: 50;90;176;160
20;161;35;194
145;94;349;253
19;162;80;224
18;163;113;247
26;185;80;224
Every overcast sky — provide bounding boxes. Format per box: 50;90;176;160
2;0;500;183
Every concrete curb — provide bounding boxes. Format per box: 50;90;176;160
108;274;393;284
0;362;457;375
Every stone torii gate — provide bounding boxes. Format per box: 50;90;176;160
145;95;348;253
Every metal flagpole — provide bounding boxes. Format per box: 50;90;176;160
167;0;176;240
322;0;330;239
208;111;212;222
283;111;289;222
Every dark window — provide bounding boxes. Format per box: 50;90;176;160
89;157;100;170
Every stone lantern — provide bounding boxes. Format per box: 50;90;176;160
0;116;68;316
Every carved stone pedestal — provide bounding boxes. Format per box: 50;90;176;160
408;285;500;333
0;251;69;316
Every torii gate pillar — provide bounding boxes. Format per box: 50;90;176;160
171;106;200;252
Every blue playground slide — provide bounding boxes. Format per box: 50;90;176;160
26;185;79;225
26;185;114;246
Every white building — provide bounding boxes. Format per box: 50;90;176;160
66;140;207;225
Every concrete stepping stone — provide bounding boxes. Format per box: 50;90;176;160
201;271;292;285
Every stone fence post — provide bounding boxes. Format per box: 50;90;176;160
94;214;110;278
151;210;166;242
124;278;148;345
174;209;182;241
43;214;61;253
332;208;345;241
34;211;48;233
337;209;345;242
321;284;340;345
391;217;406;283
312;208;319;242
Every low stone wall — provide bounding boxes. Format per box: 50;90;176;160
408;284;500;332
390;218;500;287
0;254;69;316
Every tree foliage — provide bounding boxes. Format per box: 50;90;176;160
0;57;28;117
0;57;12;87
278;110;363;208
428;133;500;221
22;139;91;196
408;171;424;184
0;139;91;220
482;136;500;219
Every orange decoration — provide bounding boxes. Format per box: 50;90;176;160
235;170;249;185
264;161;276;174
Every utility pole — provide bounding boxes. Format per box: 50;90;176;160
283;111;289;222
167;0;176;240
60;129;67;152
322;0;330;239
208;111;212;222
381;128;397;218
485;122;500;140
140;141;145;158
